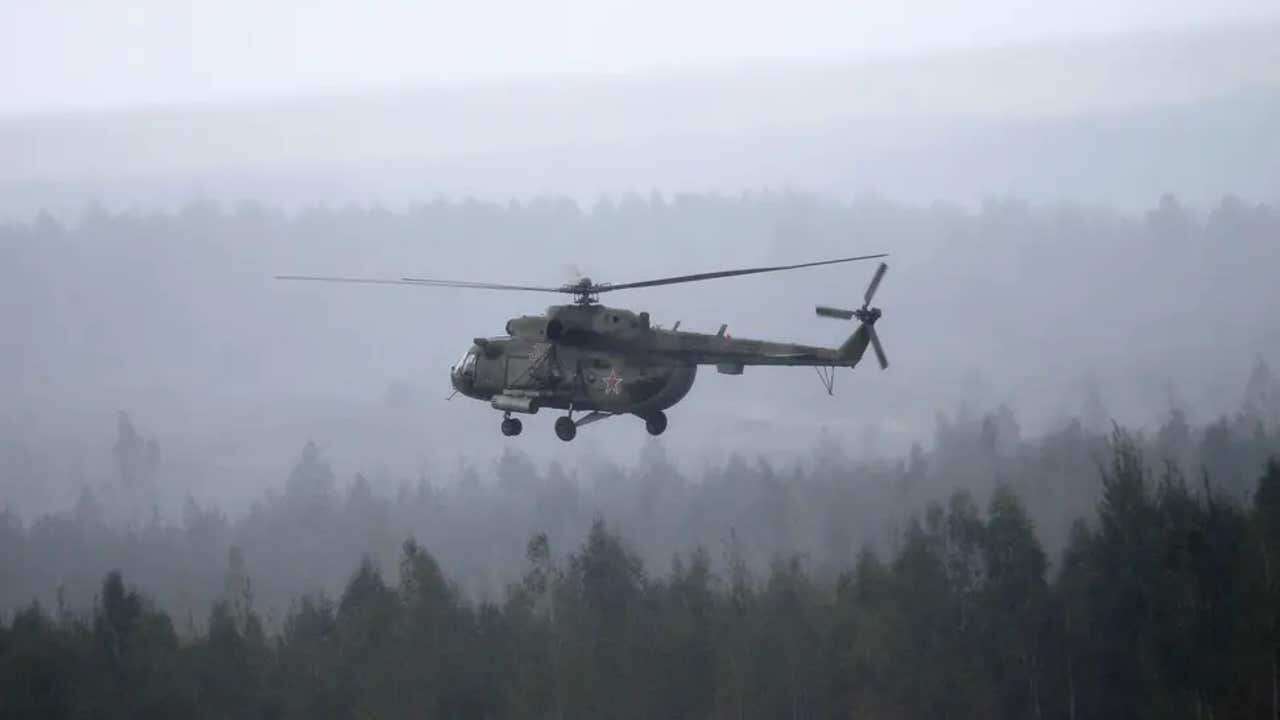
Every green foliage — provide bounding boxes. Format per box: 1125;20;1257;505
5;447;1280;717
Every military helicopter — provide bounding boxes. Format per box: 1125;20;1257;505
277;254;889;441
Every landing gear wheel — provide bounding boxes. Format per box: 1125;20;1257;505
501;417;523;437
644;411;668;436
554;416;577;442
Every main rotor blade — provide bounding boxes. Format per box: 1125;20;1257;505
275;275;457;287
274;275;567;293
599;253;888;293
399;277;570;293
864;262;888;307
869;326;889;370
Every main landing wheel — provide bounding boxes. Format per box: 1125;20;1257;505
501;417;523;437
554;416;577;442
644;411;668;436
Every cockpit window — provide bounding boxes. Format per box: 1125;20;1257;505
453;350;478;378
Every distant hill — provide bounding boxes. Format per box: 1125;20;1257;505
1;22;1277;217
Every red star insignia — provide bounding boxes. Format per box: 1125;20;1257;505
603;368;624;395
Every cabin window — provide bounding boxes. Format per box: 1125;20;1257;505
592;358;611;369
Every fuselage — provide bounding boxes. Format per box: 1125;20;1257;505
450;330;697;415
449;300;867;420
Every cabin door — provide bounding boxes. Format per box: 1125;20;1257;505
504;353;536;389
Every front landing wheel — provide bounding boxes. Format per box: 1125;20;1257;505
501;417;523;436
554;416;577;442
644;411;668;436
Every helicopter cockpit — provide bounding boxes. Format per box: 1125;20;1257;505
450;347;479;394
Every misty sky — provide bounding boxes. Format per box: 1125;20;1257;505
4;0;1278;114
2;0;1278;517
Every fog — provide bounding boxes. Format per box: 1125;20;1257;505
6;0;1276;111
6;22;1280;217
2;11;1280;714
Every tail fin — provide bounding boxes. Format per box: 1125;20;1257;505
839;324;872;366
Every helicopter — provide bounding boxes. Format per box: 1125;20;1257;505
277;254;889;441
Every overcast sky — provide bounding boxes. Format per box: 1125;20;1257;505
3;0;1277;114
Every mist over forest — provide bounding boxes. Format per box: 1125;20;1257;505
4;190;1278;520
3;12;1280;718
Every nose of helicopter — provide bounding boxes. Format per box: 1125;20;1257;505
450;346;480;396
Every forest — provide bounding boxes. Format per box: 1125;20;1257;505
3;360;1280;717
3;191;1280;717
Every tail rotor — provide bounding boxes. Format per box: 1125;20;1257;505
817;262;889;370
863;261;887;309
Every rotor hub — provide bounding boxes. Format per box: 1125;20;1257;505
562;277;601;304
854;307;882;324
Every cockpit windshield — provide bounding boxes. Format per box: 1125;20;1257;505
454;349;477;378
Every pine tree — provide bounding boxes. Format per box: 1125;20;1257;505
983;485;1048;720
1255;458;1280;719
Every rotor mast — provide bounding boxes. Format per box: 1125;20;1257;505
566;278;601;305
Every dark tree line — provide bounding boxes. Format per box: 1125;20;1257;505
3;354;1280;637
6;354;1280;629
4;431;1280;718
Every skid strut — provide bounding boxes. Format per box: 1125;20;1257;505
813;364;838;395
